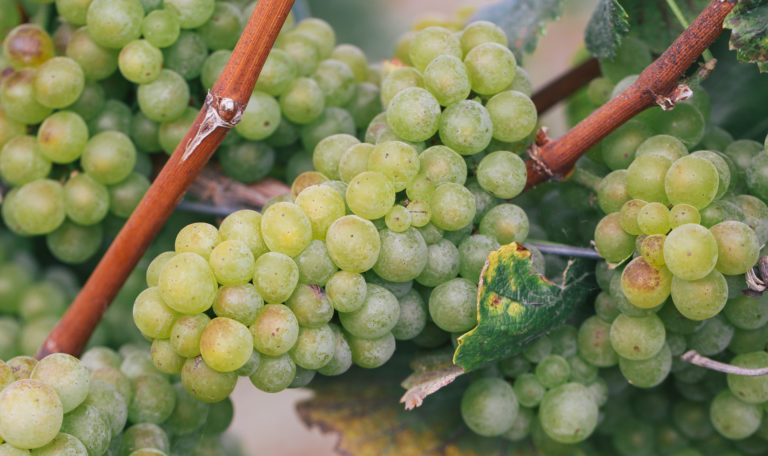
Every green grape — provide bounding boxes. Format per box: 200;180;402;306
251;49;295;95
312;133;359;180
618;342;671;388
689;150;731;199
88;98;132;135
29;432;87;455
161;31;207;80
252;252;299;304
276;31;320;77
201;397;233;434
710;390;761;440
345;171;395;220
174;222;219;259
80;131;136;185
200;317;253;373
368;141;420;192
0;108;26;150
213;283;262;326
279;77;325;124
609;313;665;360
373;228;428;282
29;354;89;416
289;325;334;370
159;252;217;314
567;354;599;384
423;54;470;106
709;221;759;275
218;140;275;183
636;201;670;235
285;284;333;328
33;57;84;109
594;213;636;263
611;418;655;456
430;183;476;231
317;324;352;376
463;42;515;95
438;99;492;155
117;40;162;84
338;143;373;184
478;203;529;245
723;294;768;330
428;277;477;333
598;169;630;214
626;152;672;204
197;2;242;50
419;145;466;187
416;223;445;245
670;269;727;321
260;202;312;257
180;356;236;403
208;240;255;285
390;289;427;340
669;204;700;229
65;28;118;81
486;90;537;143
686;314;733;356
645;103;705;148
0;136;50;186
129;112;161;153
408;26;461;72
403;199;430;228
164;0;215;29
326;271;367;313
331;44;367;82
8;357;38;381
663;223;718;281
460;20;507;55
521;335;552;363
513;373;545;407
619;199;646;235
635;134;688;162
311;59;355;107
380;67;423;107
665;155;719;209
539;383;598;444
502;405;533;442
59;404;110;456
638;233;665;267
457;234;498;284
86;0;143;49
66;83;104;124
3;24;54;68
602;120;653;170
199;49;229;90
729;326;768;354
475;151;526;199
415;239;460;287
300;106;356;151
141;9;180;48
150;339;184;375
133;287;180;339
671;400;713;441
0;69;53;124
747;152;768;202
12;179;65;235
385;205;411;232
164;383;208;436
219;209;268;259
347;331;396;368
79;348;121;372
250;304;299;356
234;91;280;140
293;18;335;58
90;367;132;403
120;423;169;456
249;353;295;393
84;379;128;437
291;170;329;200
577;316;618;367
294;239;337;286
338;283;399;339
498;356;531;378
108;172;149;218
586;76;613;105
127;374;176;425
385;87;440;143
535;355;570;389
725;351;768;404
594;292;620;323
137;69;189;123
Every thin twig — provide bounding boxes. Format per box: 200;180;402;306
524;0;737;190
681;350;768;376
526;241;602;260
531;58;600;114
38;0;295;358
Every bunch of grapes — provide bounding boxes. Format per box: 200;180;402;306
131;18;538;403
0;344;242;456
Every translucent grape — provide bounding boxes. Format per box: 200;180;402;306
0;379;62;449
137;69;189;123
180;356;236;403
636;201;670;235
33;57;84;109
348;332;396;369
118;40;162;84
710;221;759;275
577;316;618;367
663;223;718;281
141;9;180;48
598;169;630;214
312;59;355;107
380;67;423;107
279;77;325;125
476;151;526;199
464;42;516;95
325;271;366;312
709;390;761;440
289;325;334;370
3;24;54;68
373;228;428;282
260;202;312;257
345;171;395;220
86;0;143;49
368;141;420;192
460;20;507;55
594;213;636;263
723;294;768;330
252;252;299;304
601;120;652;170
626;152;671;204
200;317;253;373
197;2;242;51
0;136;49;186
618;342;671;388
428;277;477;333
218;209;267;259
386;87;440;142
460;377;517;437
458;234;499;284
486;90;537;143
0;69;53;124
150;339;184;375
294;240;337;285
408;26;461;72
478;203;529;245
539;383;598;444
250;304;299;356
213;283;262;326
423;54;470;106
438;99;492;155
665;155;719;209
338;143;373;184
164;0;215;29
158;252;217;314
249;354;295;393
430;183;476;231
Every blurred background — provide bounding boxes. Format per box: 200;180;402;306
229;0;598;454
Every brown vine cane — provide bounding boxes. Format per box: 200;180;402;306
38;0;295;358
524;0;737;190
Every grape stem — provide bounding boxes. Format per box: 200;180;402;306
681;350;768;376
526;241;602;260
186;167;290;211
664;0;716;62
37;0;296;359
524;0;737;190
531;58;600;114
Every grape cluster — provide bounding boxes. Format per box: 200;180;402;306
0;345;241;456
132;18;538;401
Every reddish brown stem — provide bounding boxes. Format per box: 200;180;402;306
38;0;295;359
525;0;736;190
188;167;290;209
531;58;600;114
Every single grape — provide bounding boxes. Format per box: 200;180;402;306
610;313;665;360
618;342;672;388
723;294;768;330
430;183;476;231
686;314;734;356
33;57;84;109
464;42;516;95
347;331;396;368
3;24;54;68
1;68;53;124
86;0;144;49
345;171;395;220
476;151;526;199
118;40;163;84
164;0;215;29
709;390;761;440
260;202;312;257
386;87;440;142
137;69;189;123
197;2;242;51
598;169;630;214
289;325;335;370
250;304;299;356
626;152;672;204
408;26;461;72
438;99;492;155
601;120;652;170
180;356;236;403
663;223;718;281
249;353;295;393
423;54;470;106
709;221;759;275
150;339;185;375
141;9;180;48
252;252;299;304
458;234;499;284
373;228;428;282
665;155;719;209
539;383;598;444
594;213;636;263
485;90;537;143
218;209;268;258
636;201;670;235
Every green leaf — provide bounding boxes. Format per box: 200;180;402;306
585;0;630;60
470;0;564;58
453;243;595;371
724;0;768;71
297;351;515;455
400;349;465;410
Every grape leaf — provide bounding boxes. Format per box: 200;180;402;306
297;351;518;456
585;0;630;60
470;0;564;58
723;0;768;71
453;243;595;371
400;349;465;410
